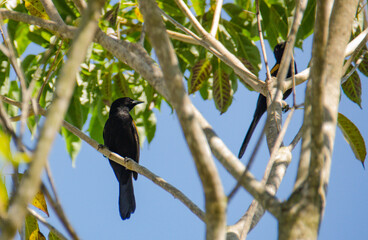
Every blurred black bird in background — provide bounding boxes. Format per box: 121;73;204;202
103;97;143;220
238;42;297;159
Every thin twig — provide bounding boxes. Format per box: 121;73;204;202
0;1;104;238
341;53;365;84
166;30;200;45
288;122;304;151
41;184;79;240
227;120;266;201
37;39;64;102
255;0;272;81
27;207;68;240
45;161;61;205
0;24;29;147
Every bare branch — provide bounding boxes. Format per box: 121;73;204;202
282;0;360;239
172;0;262;93
40;0;64;24
138;1;226;239
210;0;223;36
42;166;79;239
0;1;104;238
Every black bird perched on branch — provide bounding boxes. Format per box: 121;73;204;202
238;42;297;159
103;97;143;220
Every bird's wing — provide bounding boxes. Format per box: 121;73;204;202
131;119;140;164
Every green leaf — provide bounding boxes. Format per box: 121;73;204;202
157;0;184;17
199;78;212;100
103;3;120;27
189;59;212;94
62;90;88;162
260;1;288;47
295;0;316;48
89;99;106;144
337;113;367;166
213;64;232;114
25;214;39;240
192;0;206;16
0;54;10;95
143;110;156;143
11;22;31;55
101;73;112;106
53;0;77;20
25;0;49;19
48;230;62;240
342;64;362;108
61;127;82;164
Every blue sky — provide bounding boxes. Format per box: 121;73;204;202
24;35;368;239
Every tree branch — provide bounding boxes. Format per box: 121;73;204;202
210;0;223;36
0;95;206;222
173;0;262;93
0;1;104;238
138;1;226;239
281;0;360;239
40;0;64;24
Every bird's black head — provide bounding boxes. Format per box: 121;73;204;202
109;97;143;116
273;42;286;63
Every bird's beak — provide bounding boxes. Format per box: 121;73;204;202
133;100;144;106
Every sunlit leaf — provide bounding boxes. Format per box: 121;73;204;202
29;230;46;240
189;59;212;94
143;110;156;143
213;66;232;114
337;113;367;166
134;6;144;23
25;214;39;240
48;231;62;240
342;64;362;108
0;132;12;161
192;0;206;16
61;127;82;164
295;0;316;47
12;152;31;165
0;177;8;215
31;191;49;217
25;0;49;20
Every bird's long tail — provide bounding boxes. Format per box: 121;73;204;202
238;113;264;159
118;176;136;220
238;94;267;159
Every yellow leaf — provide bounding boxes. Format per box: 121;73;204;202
25;215;39;240
13;152;31;165
134;7;144;23
32;191;49;217
25;0;49;20
0;177;8;215
0;132;12;162
29;230;46;240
